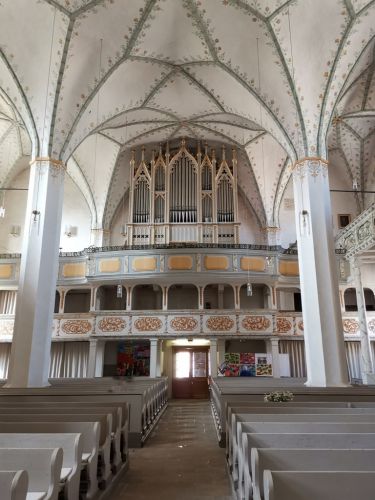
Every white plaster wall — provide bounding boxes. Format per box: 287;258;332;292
0;168;29;253
0;168;92;253
59;174;92;252
329;167;358;237
110;194;129;246
238;191;263;244
278;179;297;249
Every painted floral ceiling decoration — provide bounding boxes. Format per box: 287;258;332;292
0;0;374;231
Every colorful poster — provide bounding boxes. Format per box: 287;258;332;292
225;353;240;364
224;364;240;377
239;364;256;377
240;353;255;364
117;341;150;376
256;364;273;376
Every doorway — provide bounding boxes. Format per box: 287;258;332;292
172;347;209;399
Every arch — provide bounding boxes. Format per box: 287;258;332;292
239;283;270;310
364;288;375;311
54;290;60;314
276;286;302;312
167;284;199;310
64;288;91;313
95;285;126;311
132;284;163;311
203;284;235;310
344;287;357;312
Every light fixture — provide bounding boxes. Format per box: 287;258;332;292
64;225;77;237
352;178;358;191
117;284;123;298
246;282;253;297
10;225;21;237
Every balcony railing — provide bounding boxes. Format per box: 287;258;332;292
336;203;375;258
0;310;373;341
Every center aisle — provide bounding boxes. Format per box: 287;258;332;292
110;400;232;500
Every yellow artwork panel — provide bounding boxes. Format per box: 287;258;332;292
168;256;193;270
98;258;121;273
0;264;13;279
240;257;266;272
204;255;229;271
132;257;157;272
279;260;299;276
62;262;86;278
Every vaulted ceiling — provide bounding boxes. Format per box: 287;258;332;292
0;0;374;231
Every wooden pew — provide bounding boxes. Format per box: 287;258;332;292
0;434;82;500
251;448;375;500
229;408;375;472
0;413;112;485
0;422;99;500
0;406;122;473
236;422;375;491
0;391;152;447
0;400;130;464
241;433;375;500
263;470;375;500
0;448;63;500
0;470;28;500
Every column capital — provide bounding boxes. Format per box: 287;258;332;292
292;156;328;169
292;157;328;179
30;157;66;169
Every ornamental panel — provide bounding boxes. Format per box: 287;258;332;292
342;318;359;334
132;315;165;334
168;315;200;334
96;316;129;335
278;260;299;276
0;319;14;337
296;317;304;336
239;315;272;333
60;319;93;336
368;318;375;336
276;317;293;335
203;315;236;334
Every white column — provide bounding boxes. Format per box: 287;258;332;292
210;339;218;377
87;339;106;378
6;158;65;387
292;158;348;387
217;339;225;366
149;338;158;378
352;258;375;384
156;340;163;377
95;340;105;377
267;338;281;378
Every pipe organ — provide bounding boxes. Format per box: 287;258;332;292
128;140;240;245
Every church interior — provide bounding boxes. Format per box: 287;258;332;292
0;0;375;499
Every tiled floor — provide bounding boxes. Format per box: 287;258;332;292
110;400;233;500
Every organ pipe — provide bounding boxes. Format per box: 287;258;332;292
130;140;238;242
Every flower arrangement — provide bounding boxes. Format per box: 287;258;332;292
264;390;294;402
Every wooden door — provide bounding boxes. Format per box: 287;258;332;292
172;347;209;399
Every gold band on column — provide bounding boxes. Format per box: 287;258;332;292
292;157;328;170
30;157;66;169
